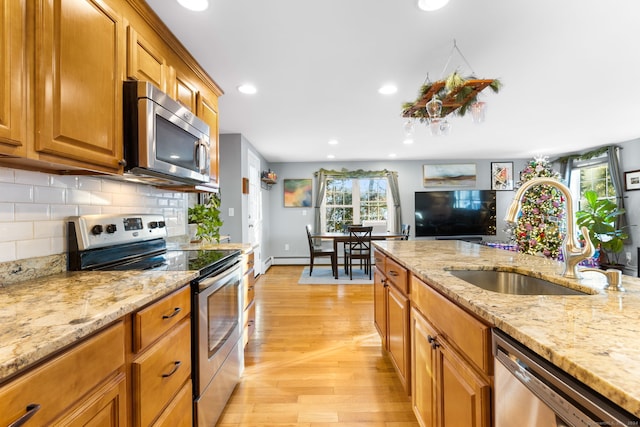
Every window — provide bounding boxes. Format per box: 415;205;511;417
569;154;614;210
322;177;390;232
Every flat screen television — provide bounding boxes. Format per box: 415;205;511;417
414;190;497;238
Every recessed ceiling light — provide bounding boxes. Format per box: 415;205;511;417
237;84;257;95
417;0;450;11
328;139;339;145
378;84;398;95
177;0;209;11
389;153;397;158
403;138;414;145
327;154;336;159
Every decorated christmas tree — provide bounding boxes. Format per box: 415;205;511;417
513;156;565;259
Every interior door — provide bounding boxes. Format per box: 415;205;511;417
247;150;262;275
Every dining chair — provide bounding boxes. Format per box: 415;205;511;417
344;225;373;279
305;225;337;277
402;224;411;240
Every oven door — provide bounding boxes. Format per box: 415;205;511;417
195;262;242;395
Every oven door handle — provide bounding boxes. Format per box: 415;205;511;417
197;263;242;296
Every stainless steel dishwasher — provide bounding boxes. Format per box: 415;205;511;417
492;329;639;427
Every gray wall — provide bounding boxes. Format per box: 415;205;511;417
265;159;529;264
618;138;640;273
218;133;271;250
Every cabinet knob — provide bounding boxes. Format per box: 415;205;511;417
118;159;127;167
427;335;441;349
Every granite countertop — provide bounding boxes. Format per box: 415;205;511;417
0;270;197;382
374;239;640;418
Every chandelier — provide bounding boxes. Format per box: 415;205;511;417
402;41;501;137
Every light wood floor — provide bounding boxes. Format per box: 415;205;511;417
217;265;419;427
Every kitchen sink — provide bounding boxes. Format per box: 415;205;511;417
449;269;590;295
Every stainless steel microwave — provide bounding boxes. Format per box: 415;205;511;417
123;80;210;186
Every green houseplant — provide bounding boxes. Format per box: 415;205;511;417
188;194;223;243
575;190;628;267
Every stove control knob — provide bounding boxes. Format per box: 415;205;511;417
91;225;103;235
148;221;158;229
105;224;117;234
158;221;166;228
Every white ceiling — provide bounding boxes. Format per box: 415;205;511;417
146;0;640;163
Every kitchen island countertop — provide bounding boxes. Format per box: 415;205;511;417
374;239;640;417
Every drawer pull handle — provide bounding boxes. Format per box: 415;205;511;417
162;361;182;378
427;335;441;350
162;307;182;319
388;270;399;277
9;403;41;427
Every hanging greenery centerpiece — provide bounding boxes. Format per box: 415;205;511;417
512;157;565;259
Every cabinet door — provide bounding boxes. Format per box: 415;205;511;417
387;283;410;393
53;372;127;427
127;26;166;91
197;93;220;187
35;0;124;172
0;0;26;155
373;267;387;345
439;340;491;427
411;307;437;427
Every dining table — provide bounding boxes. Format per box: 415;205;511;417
310;231;405;279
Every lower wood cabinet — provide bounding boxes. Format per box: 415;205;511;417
373;249;410;394
410;275;492;427
242;250;256;347
0;321;126;426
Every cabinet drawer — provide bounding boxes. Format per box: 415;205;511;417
0;322;125;427
373;249;386;271
410;275;491;374
385;256;408;294
152;380;193;427
133;318;191;427
243;300;256;347
243;272;255;310
243;251;255;273
133;285;190;352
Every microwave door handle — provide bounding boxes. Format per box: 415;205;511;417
195;141;207;173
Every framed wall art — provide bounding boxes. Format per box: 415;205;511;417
624;169;640;191
283;178;313;207
491;162;514;191
423;164;476;187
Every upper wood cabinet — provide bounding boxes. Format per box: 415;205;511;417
127;25;167;91
0;0;223;184
198;93;220;187
0;0;27;156
34;0;126;173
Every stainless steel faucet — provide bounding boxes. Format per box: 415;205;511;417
505;177;595;280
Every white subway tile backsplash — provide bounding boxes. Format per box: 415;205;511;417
0;242;16;262
0;203;14;221
35;186;66;204
0;168;188;262
15;203;50;221
0;183;34;203
17;238;52;259
14;169;50;186
0;167;15;183
0;221;33;242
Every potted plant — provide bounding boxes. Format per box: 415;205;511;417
575;190;629;268
188;194;223;243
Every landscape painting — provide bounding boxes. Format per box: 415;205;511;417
284;178;313;207
423;164;477;187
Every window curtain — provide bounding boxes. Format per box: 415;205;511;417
313;168;401;233
557;144;629;242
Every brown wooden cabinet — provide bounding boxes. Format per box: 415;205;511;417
34;0;126;173
373;249;410;394
0;322;126;426
0;0;27;157
127;25;167;92
242;250;256;347
197;93;220;188
130;285;192;427
410;275;492;427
